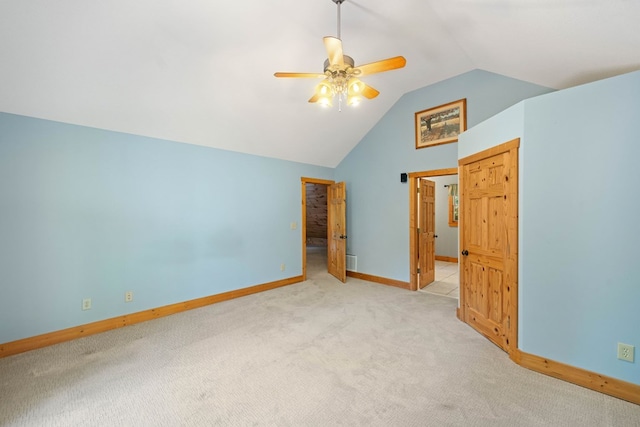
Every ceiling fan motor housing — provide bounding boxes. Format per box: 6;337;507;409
323;55;355;73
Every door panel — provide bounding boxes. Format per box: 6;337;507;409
328;182;346;282
460;141;518;354
419;179;436;288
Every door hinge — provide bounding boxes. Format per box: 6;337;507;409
417;268;421;274
417;227;421;233
416;187;420;193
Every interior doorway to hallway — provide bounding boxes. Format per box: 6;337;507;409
301;177;347;282
301;178;331;281
303;180;329;281
305;182;328;249
409;168;459;295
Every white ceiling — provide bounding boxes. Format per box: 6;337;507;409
1;0;639;167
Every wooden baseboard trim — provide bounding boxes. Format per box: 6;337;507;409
346;271;411;290
0;275;304;359
512;349;640;405
435;255;458;263
456;307;462;321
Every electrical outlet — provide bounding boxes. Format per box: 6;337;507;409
82;298;92;311
125;291;133;302
280;263;286;271
617;343;635;362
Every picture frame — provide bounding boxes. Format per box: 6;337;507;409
415;99;467;149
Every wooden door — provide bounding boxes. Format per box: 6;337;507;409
328;182;346;282
418;179;436;288
459;140;519;354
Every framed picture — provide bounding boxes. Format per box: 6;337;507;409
415;99;467;149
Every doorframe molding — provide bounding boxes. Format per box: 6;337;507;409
408;168;458;291
458;138;520;357
300;177;335;281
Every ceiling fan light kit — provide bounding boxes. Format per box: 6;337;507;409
274;0;406;111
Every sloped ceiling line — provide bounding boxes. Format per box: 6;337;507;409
0;0;639;167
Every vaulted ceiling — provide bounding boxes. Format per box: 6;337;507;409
1;0;639;167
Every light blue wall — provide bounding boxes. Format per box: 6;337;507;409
335;69;553;282
0;113;333;343
521;71;640;385
458;71;640;385
458;102;525;159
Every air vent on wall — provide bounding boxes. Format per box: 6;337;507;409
346;255;357;272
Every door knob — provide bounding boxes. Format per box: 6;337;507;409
339;235;347;239
461;250;469;256
434;235;438;238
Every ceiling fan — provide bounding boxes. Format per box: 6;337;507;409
274;0;406;110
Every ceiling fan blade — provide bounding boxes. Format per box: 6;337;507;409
323;36;344;67
308;93;320;103
361;84;380;99
274;72;326;78
355;56;406;76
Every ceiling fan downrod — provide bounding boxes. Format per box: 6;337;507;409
333;0;344;39
332;0;346;111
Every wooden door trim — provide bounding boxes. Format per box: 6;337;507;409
301;177;335;281
436;255;458;263
458;138;520;165
346;271;411;290
458;138;519;356
409;167;458;291
0;274;304;359
513;349;640;405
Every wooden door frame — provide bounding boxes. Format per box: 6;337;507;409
408;168;458;291
458;138;519;357
301;177;335;281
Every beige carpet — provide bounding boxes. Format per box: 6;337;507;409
1;249;639;426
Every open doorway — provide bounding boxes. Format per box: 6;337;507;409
420;176;460;298
300;177;334;281
301;177;347;282
303;179;330;280
409;168;459;295
305;182;328;248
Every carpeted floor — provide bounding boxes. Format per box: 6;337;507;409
1;248;639;426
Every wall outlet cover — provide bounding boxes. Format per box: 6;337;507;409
617;343;635;363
